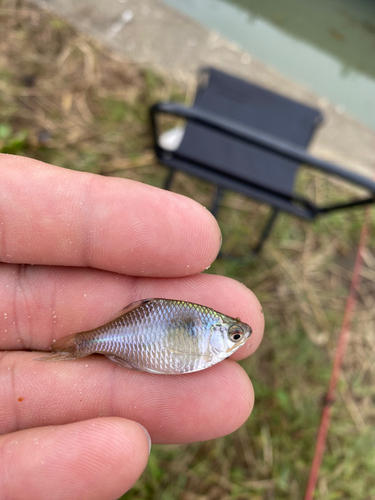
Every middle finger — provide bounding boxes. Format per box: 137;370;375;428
0;264;264;359
0;351;254;443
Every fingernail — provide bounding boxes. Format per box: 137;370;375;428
137;423;152;455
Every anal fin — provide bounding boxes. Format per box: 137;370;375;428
106;355;139;370
106;355;166;375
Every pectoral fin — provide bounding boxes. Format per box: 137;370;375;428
165;347;211;360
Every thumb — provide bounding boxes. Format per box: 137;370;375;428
0;417;150;500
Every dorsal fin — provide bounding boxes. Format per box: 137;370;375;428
107;298;156;323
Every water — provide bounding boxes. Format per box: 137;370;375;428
161;0;375;130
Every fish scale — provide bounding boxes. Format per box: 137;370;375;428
36;298;252;375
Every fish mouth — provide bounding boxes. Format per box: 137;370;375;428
245;328;252;339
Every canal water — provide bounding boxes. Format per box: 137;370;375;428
161;0;375;130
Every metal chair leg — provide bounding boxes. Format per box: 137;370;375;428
210;186;225;218
164;168;175;191
164;173;277;258
253;208;279;255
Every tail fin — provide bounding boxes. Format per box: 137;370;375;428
34;351;78;361
34;333;79;362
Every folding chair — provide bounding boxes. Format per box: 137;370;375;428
150;67;375;255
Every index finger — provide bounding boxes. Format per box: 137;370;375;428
0;154;221;277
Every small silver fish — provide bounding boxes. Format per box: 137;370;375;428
37;298;252;374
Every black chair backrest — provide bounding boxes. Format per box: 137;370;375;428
176;68;323;197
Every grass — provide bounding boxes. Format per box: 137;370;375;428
1;1;375;498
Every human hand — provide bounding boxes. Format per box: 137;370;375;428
0;154;264;500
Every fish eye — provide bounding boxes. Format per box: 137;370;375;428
228;325;244;343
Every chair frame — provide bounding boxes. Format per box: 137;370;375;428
150;86;375;255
